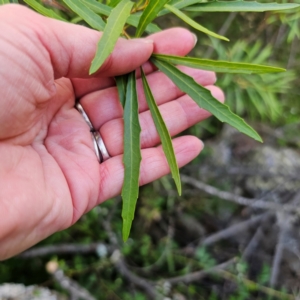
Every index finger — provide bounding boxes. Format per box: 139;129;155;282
72;27;197;98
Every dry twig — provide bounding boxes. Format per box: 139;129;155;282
201;214;265;247
46;261;96;300
218;269;295;300
19;243;111;258
111;250;158;299
181;175;300;213
241;226;264;261
161;258;236;285
102;219;159;299
270;212;295;288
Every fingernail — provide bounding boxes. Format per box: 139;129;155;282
192;33;198;47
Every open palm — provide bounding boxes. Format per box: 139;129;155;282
0;4;224;260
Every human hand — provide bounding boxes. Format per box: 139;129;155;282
0;4;224;260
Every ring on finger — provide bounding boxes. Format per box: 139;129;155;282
75;102;111;163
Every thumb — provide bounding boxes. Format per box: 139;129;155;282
0;4;154;79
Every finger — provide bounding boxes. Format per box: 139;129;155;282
71;27;197;98
45;24;153;79
100;85;224;156
71;78;115;99
136;27;197;76
80;67;216;128
98;136;203;203
1;4;154;80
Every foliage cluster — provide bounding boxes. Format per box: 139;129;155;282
1;0;297;240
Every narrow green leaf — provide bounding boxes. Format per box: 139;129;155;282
159;0;200;16
122;71;142;242
128;12;161;34
108;0;122;7
0;0;10;4
115;74;128;108
184;1;300;12
23;0;66;20
164;4;228;41
89;0;133;75
152;54;286;74
62;0;105;30
80;0;161;33
151;57;262;143
80;0;112;15
141;68;181;195
70;16;83;24
136;0;170;37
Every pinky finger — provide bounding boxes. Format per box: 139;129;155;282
97;135;203;203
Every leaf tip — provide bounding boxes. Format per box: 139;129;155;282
277;68;286;73
122;218;132;242
256;135;263;143
89;65;97;75
178;188;182;196
212;34;230;42
175;180;182;196
251;131;263;143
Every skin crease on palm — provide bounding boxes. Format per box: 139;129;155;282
0;4;224;260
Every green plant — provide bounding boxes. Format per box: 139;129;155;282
208;38;296;122
195;246;217;270
1;0;298;241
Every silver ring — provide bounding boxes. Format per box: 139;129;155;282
75;102;110;163
91;132;101;162
75;103;94;131
93;131;111;162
